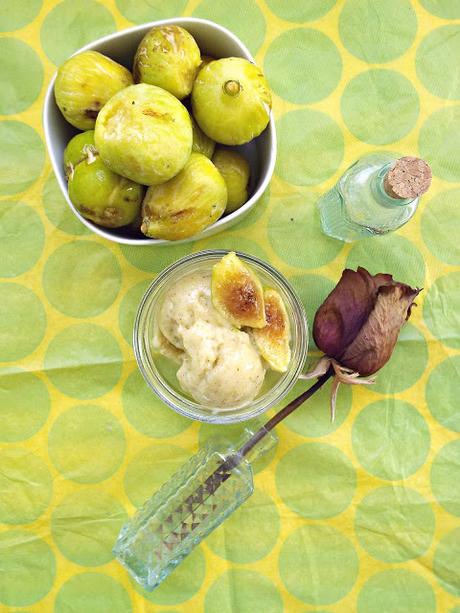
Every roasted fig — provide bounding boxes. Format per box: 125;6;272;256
54;51;133;130
68;150;143;228
95;83;192;186
211;252;266;329
133;25;201;99
63;130;97;181
192;117;215;158
250;289;291;372
192;57;271;145
212;147;250;212
141;152;227;240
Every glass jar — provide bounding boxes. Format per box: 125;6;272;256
133;250;308;423
113;426;278;591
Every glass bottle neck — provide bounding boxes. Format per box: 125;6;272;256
371;162;415;208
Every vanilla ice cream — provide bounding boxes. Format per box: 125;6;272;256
154;272;265;408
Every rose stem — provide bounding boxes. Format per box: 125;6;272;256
237;367;334;461
157;368;334;546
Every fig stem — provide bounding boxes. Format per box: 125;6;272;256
223;80;241;96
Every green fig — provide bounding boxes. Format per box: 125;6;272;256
68;148;143;228
133;25;201;99
63;130;96;181
54;51;133;130
141;152;227;240
95;83;192;186
192;57;271;145
212;147;250;212
192;117;215;158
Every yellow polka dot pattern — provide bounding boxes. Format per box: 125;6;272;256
0;1;459;611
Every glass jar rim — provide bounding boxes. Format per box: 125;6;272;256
133;249;309;424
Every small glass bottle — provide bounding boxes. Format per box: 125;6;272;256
113;426;277;592
318;153;432;242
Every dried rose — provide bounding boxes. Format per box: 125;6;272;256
313;267;420;375
301;267;421;420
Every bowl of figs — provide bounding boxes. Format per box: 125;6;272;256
43;18;276;245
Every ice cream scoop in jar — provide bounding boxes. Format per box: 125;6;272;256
133;250;308;423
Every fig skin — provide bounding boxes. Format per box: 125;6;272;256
192;117;215;158
211;251;266;329
68;151;143;228
141;152;227;240
250;288;291;372
95;83;192;186
133;25;201;99
212;147;250;212
192;57;272;145
55;51;133;130
63;130;96;181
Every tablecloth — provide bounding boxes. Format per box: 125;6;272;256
1;0;459;611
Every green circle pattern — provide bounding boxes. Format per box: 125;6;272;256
0;121;44;196
122;369;190;438
42;174;90;236
282;375;352;437
206;490;280;563
431;440;460;517
0;448;52;524
426;356;460;432
43;241;121;318
0;529;56;607
40;0;116;66
55;572;132;613
0;0;42;32
341;70;419;145
433;527;460;596
279;524;359;605
0;368;50;442
419;106;460;182
417;26;460;100
265;0;336;22
44;323;122;399
352;399;430;480
0;201;44;278
0;38;43;114
124;443;191;508
192;0;266;55
268;191;342;269
357;569;436;613
420;0;460;18
277;442;356;519
264;28;341;104
421;189;460;264
119;280;150;346
346;233;425;287
355;486;435;562
52;489;127;565
116;0;188;23
0;283;46;361
423;272;460;349
48;404;125;483
276;109;344;186
205;570;283;613
339;0;417;63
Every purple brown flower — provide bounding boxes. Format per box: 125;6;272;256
313;267;421;376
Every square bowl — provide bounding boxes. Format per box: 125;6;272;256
43;17;276;246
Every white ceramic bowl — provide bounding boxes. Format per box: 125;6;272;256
43;17;276;245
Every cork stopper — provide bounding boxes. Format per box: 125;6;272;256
383;156;432;199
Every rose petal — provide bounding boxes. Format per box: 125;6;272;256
339;284;421;376
313;267;392;358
